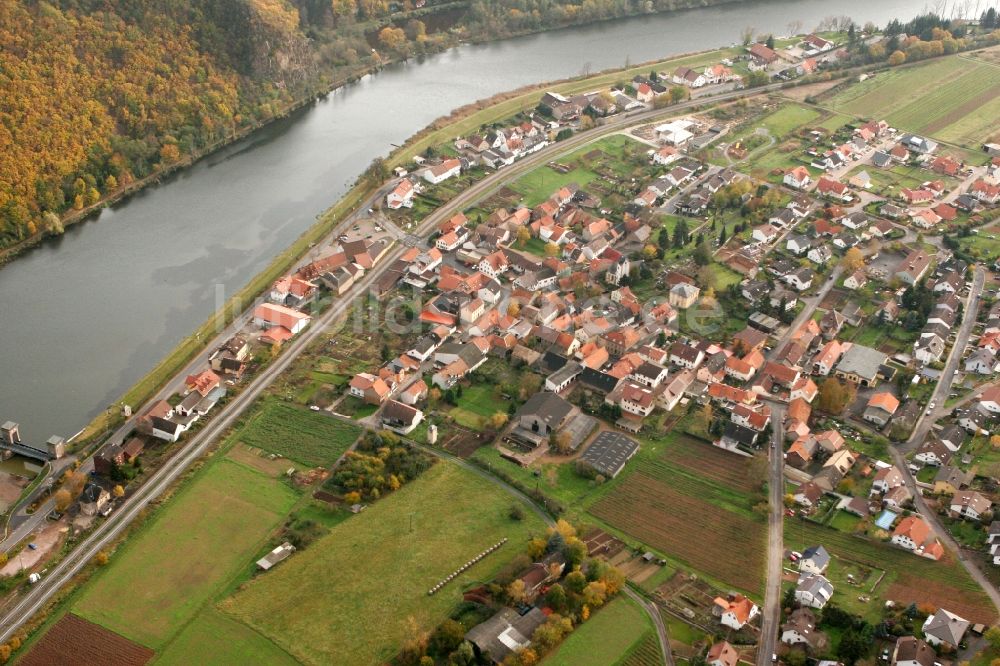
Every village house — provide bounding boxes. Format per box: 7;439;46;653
349;372;391;405
781;608;827;653
784;166;812;190
795;573;834;609
422;158;461;184
713;593;759;630
386;178;416;209
253;302;311;344
893;637;936;666
864;392;899;427
707;641;739;666
949;490;992;521
921;609;969;650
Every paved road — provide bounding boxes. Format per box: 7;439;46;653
886;266;1000;615
898;267;986;454
0;192;407;642
757;403;786;666
766;267;843;361
0;81;781;646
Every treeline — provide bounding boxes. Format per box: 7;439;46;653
0;0;319;248
850;12;1000;66
2;0;704;250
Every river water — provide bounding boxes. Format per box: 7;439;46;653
0;0;925;439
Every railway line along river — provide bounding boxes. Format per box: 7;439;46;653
0;0;922;439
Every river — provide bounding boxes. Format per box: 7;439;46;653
0;0;926;440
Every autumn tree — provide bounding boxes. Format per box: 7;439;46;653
515;225;531;247
841;247;864;272
549;430;572;454
54;488;72;511
113;485;125;497
489;412;509;430
816;378;854;414
507;578;527;604
544;242;560;257
888;50;906;66
378;26;407;52
94;551;110;566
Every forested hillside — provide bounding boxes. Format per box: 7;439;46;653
0;0;736;251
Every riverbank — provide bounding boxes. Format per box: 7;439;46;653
67;41;746;446
0;0;759;270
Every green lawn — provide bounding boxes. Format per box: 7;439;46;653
448;383;514;430
511;134;646;206
758;104;822;137
221;463;546;665
236;399;361;467
784;517;996;623
544;597;654;666
471;444;598;509
828;510;860;532
156;608;299;666
72;458;298;649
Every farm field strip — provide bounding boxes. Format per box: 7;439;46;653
19;614;154;666
71;458;298;649
827;58;969;116
887;64;1000;134
589;473;766;593
220;463;546;665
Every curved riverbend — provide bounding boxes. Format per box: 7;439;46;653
1;0;922;438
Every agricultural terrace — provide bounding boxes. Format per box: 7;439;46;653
784;518;997;624
545;596;656;666
156;608;299;666
825;54;1000;149
510;134;651;207
71;458;298;649
221;463;546;665
235;399;361;467
588;434;768;595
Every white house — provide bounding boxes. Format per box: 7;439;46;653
921;609;969;649
794;574;834;609
423;159;462;185
386;179;416;209
784;166;812;190
714;594;759;630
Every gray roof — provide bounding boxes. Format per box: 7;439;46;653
800;545;830;570
466;607;547;663
836;344;888;381
580;431;639;478
922;609;969;646
517;392;574;427
796;573;833;598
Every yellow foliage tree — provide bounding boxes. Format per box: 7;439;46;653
841;247;865;272
113;485;125;497
378;26;407;52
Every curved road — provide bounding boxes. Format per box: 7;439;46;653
0;80;779;649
